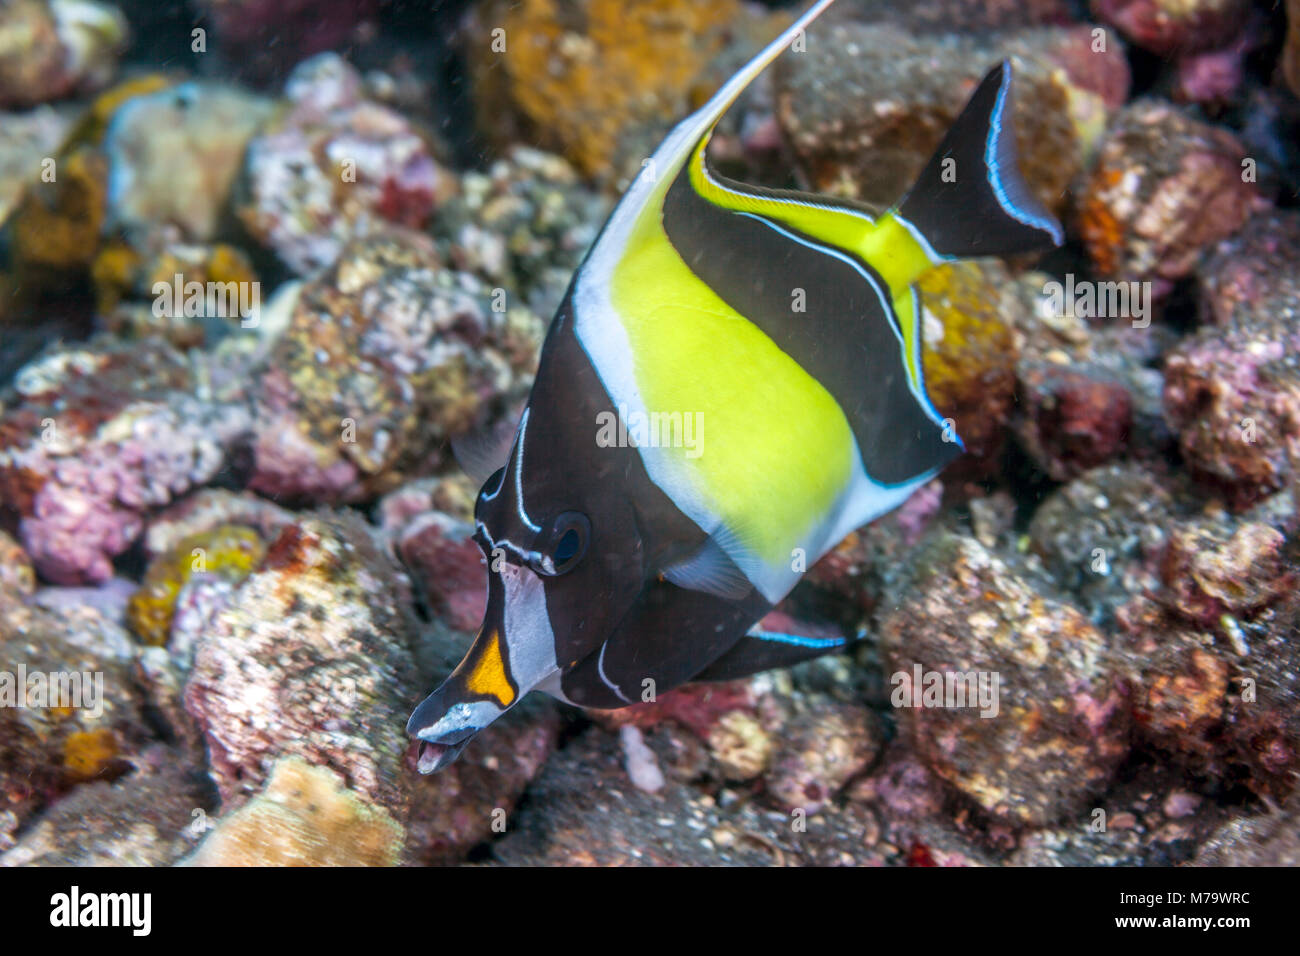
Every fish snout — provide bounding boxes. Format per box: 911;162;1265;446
406;560;557;773
406;679;506;774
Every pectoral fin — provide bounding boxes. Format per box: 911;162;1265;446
661;527;756;602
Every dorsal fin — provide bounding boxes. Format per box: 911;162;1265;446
584;0;838;245
896;60;1064;257
676;0;838;152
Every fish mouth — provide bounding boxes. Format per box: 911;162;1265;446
407;690;507;774
410;710;480;774
416;738;469;774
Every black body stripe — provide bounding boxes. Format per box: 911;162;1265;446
661;165;957;486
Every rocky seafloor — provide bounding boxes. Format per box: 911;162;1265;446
1;0;1299;866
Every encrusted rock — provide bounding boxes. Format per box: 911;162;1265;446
1076;100;1264;297
1027;463;1172;625
916;261;1018;475
1163;321;1300;510
184;756;404;866
103;82;273;243
1092;0;1249;56
763;699;879;815
0;0;128;109
432;146;610;321
1015;362;1133;482
0;593;148;842
1198;210;1300;334
775;22;1128;215
0;337;252;584
0;762;213;866
181;512;422;819
464;0;778;186
880;531;1130;826
0;530;36;597
247;230;543;503
241;54;449;275
407;697;560;865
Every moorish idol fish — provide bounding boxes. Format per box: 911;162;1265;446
408;0;1063;772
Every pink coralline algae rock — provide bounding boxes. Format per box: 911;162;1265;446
591;680;758;742
390;510;486;634
1163;324;1300;510
241;53;450;275
1198;211;1300;333
1174;30;1254;104
1159;521;1293;626
849;750;946;823
196;0;378;65
763;700;880;816
1076;100;1266;296
1092;0;1249;56
833;0;1078;33
1175;212;1300;508
1015;362;1134;482
880;531;1131;827
405;698;560;865
375;474;478;532
247;229;542;504
180;512;423;818
0;338;252;584
1115;532;1300;799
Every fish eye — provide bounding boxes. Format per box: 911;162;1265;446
534;511;589;576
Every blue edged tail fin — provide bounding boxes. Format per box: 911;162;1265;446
897;60;1064;259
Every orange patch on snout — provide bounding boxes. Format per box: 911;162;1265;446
465;631;516;708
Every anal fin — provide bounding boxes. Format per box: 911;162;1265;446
692;626;856;682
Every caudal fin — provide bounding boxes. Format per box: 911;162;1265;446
897;60;1064;259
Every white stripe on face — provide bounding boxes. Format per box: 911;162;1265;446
497;560;561;698
512;408;543;533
